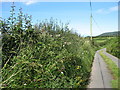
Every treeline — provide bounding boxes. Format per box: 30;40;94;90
1;3;95;88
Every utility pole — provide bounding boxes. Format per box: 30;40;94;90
90;0;92;40
90;14;92;40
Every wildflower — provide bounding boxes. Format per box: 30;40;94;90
61;72;64;74
76;66;81;69
24;83;27;85
76;76;81;80
64;42;71;45
50;35;53;37
63;45;65;47
33;79;36;82
60;60;63;63
64;42;67;44
67;42;71;45
76;82;80;85
80;80;83;82
56;34;60;37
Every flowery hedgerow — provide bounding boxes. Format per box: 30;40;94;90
1;2;96;88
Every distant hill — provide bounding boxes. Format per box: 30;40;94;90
97;31;120;37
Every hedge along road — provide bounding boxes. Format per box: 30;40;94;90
102;48;120;68
87;49;113;88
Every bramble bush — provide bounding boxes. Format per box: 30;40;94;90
1;3;95;88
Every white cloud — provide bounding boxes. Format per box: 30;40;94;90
96;6;118;14
96;9;105;13
109;6;118;11
96;9;110;14
24;0;38;5
97;9;103;13
0;0;38;5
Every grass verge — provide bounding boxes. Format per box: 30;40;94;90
99;51;120;88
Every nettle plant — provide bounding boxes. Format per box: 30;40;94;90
1;3;95;88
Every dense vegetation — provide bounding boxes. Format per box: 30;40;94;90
93;36;120;59
1;3;95;88
106;37;120;59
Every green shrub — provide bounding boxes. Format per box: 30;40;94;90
106;37;120;59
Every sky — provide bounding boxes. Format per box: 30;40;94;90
1;1;118;36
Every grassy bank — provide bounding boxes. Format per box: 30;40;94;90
99;51;119;88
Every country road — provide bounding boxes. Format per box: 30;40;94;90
87;48;119;88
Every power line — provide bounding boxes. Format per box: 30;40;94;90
89;0;102;36
92;16;102;32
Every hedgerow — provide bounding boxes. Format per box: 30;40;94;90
1;3;95;88
106;37;120;59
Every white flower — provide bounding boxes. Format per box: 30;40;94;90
61;72;64;74
64;42;67;44
24;83;27;85
56;34;60;37
50;35;53;37
67;42;71;45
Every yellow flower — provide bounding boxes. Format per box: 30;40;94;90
76;76;81;80
76;66;81;69
80;79;83;82
59;60;63;63
76;82;80;85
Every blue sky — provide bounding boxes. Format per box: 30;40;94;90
1;2;118;36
